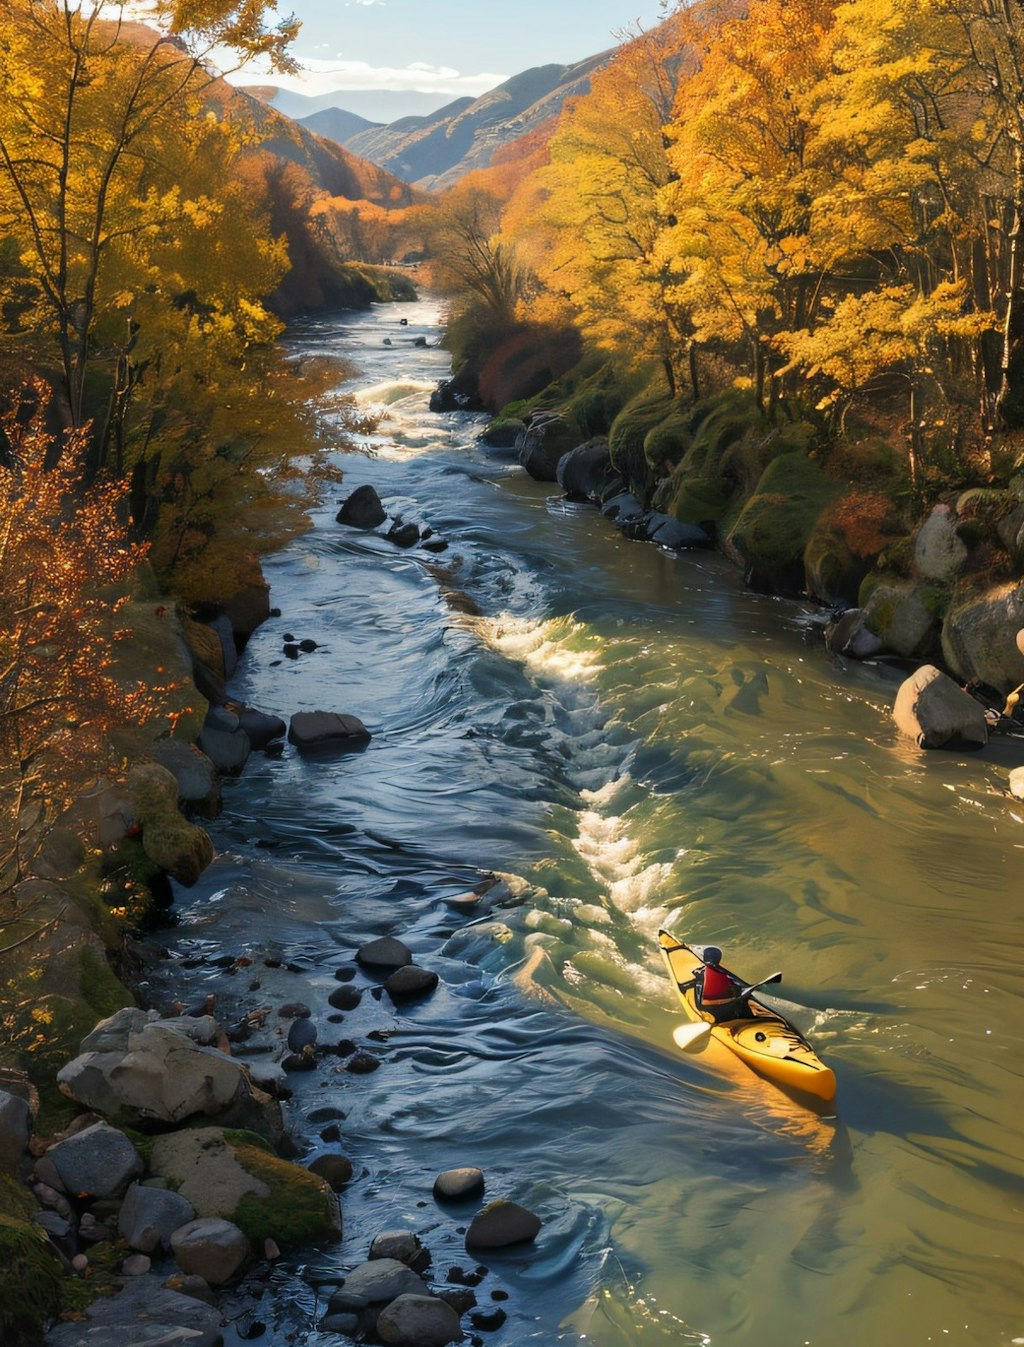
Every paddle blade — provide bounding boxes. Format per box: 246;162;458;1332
672;1022;712;1052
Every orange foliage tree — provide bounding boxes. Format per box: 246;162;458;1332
0;381;191;888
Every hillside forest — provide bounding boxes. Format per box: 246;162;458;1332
4;0;1024;878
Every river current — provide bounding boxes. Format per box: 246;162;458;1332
146;298;1024;1347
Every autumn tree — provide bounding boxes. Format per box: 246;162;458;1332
506;15;703;394
0;380;192;888
0;0;298;440
658;0;839;411
419;175;531;324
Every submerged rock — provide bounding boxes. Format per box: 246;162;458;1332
288;711;372;753
464;1199;541;1250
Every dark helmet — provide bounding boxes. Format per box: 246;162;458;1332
703;946;723;966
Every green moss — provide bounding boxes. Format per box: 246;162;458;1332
609;390;680;496
644;410;693;471
78;945;132;1022
662;475;731;526
229;1143;338;1244
919;581;951;621
680;390;761;476
0;1181;64;1347
727;453;843;593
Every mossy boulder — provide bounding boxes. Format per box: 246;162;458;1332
862;579;947;659
149;1127;339;1245
126;763;213;886
659;474;732;530
140;812;214;887
608;390;679;498
725;453;843;595
940;579;1024;691
804;488;906;605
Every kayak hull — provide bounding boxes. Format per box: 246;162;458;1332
658;930;836;1103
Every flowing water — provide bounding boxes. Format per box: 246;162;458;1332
147;298;1024;1347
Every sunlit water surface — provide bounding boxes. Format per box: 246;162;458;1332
145;299;1024;1347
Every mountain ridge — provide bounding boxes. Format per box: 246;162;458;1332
244;50;615;190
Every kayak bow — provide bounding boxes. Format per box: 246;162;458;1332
658;929;837;1103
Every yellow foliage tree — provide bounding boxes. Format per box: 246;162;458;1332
0;0;297;437
505;17;702;393
660;0;839;409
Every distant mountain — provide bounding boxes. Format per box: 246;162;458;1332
281;53;615;191
238;85;459;126
300;107;381;143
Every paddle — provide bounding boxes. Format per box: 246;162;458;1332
671;972;783;1052
738;971;782;1002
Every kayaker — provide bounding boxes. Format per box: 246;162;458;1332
698;947;735;1001
696;947;755;1020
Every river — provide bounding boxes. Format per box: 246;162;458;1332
145;297;1024;1347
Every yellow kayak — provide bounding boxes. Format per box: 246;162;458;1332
658;930;837;1103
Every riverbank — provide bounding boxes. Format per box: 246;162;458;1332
436;352;1024;733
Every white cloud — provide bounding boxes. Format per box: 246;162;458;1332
227;52;506;99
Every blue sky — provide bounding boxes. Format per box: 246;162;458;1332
241;0;669;106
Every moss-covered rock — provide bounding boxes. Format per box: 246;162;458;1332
608;390;679;498
940;579;1024;691
660;474;732;529
125;763;213;887
0;1177;64;1347
804;488;906;605
140;813;214;888
862;578;947;659
725;453;843;595
149;1128;339;1246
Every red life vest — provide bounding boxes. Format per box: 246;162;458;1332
701;964;735;1000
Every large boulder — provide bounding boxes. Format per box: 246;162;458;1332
57;1015;283;1140
516;413;580;482
126;761;215;885
118;1182;196;1253
940;581;1024;692
145;741;221;817
725;453;842;596
336;1258;426;1307
893;664;989;749
376;1294;462;1347
149;1127;339;1243
198;705;252;776
913;504;968;581
45;1121;143;1199
862;579;944;659
465;1199;542;1250
170;1217;249;1285
337;484;387;529
556;438;619;502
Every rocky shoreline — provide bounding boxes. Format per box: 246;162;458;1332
460;387;1024;765
1;472;554;1346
